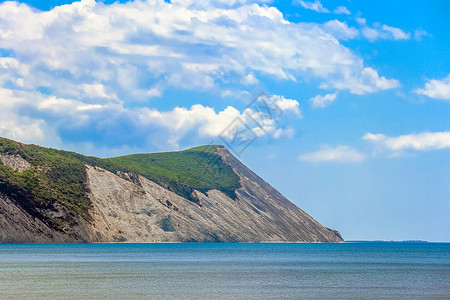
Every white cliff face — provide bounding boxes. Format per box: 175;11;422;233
83;148;342;243
85;165;274;242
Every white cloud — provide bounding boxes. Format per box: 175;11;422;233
0;88;61;146
363;131;450;151
362;24;410;41
138;94;297;146
324;67;399;95
334;6;350;15
82;83;114;99
37;96;105;114
415;74;450;100
299;145;366;163
296;0;329;13
361;27;379;41
0;0;402;150
140;104;241;138
146;87;163;98
323;20;358;40
0;0;399;102
272;95;302;116
298;131;450;164
0;118;49;144
356;17;366;25
171;0;272;9
0;84;296;150
381;24;410;40
273;127;295;139
413;28;430;40
310;92;337;108
0;57;19;69
241;73;259;85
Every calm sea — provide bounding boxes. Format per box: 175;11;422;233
0;242;449;299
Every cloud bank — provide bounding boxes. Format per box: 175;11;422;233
0;0;400;151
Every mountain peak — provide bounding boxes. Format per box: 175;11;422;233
184;144;225;152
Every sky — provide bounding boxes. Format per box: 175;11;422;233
0;0;449;241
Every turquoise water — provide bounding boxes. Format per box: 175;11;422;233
0;242;449;299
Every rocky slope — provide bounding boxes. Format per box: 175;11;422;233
0;137;343;243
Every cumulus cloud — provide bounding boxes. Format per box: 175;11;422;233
415;74;450;100
271;95;302;116
296;0;329;13
299;145;366;163
143;105;250;138
363;131;450;151
310;92;337;108
137;93;298;147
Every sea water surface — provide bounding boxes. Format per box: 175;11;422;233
0;242;449;299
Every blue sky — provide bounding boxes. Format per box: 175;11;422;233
0;0;449;241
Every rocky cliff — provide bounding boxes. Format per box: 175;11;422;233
0;137;343;243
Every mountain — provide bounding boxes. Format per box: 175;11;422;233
0;137;343;243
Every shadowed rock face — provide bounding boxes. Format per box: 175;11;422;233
0;145;343;243
0;193;67;244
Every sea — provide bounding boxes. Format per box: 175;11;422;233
0;242;449;299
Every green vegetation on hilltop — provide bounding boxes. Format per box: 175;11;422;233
103;145;241;201
0;138;241;223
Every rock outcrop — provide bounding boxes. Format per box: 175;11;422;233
0;153;32;172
